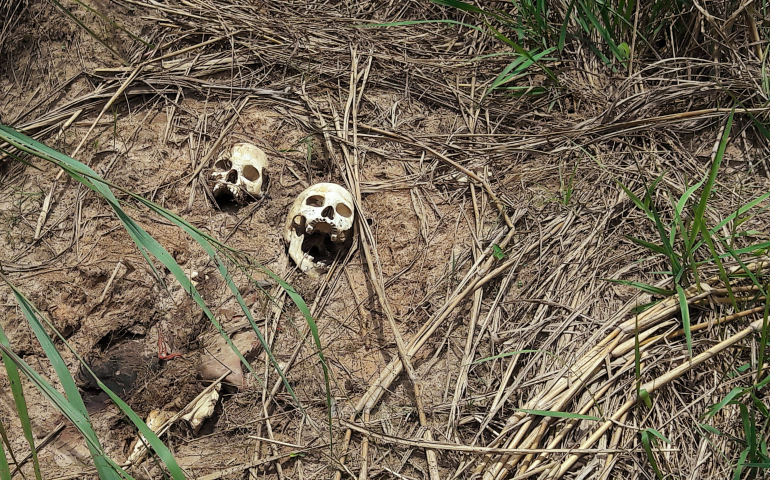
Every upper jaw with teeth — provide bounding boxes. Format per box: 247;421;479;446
305;219;345;243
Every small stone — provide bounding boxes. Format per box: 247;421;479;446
197;330;260;390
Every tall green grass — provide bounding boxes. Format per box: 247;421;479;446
616;110;770;478
0;125;331;477
376;0;698;98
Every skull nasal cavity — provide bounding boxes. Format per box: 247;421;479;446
225;169;238;183
321;206;334;219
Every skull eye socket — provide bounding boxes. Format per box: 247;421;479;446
241;164;260;182
214;159;232;170
306;195;325;207
335;203;352;218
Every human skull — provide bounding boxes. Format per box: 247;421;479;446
211;143;268;204
284;183;355;276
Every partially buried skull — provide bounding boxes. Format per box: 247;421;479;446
284;183;355;276
211;143;268;204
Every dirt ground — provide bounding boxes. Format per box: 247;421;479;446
1;1;770;480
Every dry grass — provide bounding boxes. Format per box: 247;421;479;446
2;1;770;479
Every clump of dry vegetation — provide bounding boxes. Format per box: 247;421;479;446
1;1;770;479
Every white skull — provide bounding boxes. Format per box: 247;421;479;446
211;143;268;204
284;183;355;276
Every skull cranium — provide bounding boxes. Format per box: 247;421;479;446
284;183;355;276
211;143;268;204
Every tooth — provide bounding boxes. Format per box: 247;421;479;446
331;233;338;242
306;225;314;234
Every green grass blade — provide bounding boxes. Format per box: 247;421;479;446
482;48;555;100
259;268;333;453
675;178;706;218
642;181;683;280
626;235;667;255
0;420;12;480
618;181;655;221
0;336;39;480
5;280;185;479
558;0;576;51
740;404;757;459
640;428;665;479
0;342;133;479
4;282;123;479
734;448;750;480
604;278;674;296
705;387;747;418
676;285;692;357
759;303;770;383
486;23;558;83
690;190;770;253
577;0;625;65
631;299;662;314
698;423;724;435
689;110;734;252
693;241;770;266
0;148;41;170
698;220;738;309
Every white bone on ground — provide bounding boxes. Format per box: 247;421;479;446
211;143;268;200
283;183;356;277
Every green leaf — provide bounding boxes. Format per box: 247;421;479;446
0;316;44;480
675;178;706;218
734;448;750;480
0;340;129;479
626;235;667;255
0;420;11;480
492;244;505;260
485;23;558;83
4;284;128;480
698;423;723;436
618;41;630;60
631;299;662;314
639;388;652;409
689;110;734;252
482;47;555;100
558;0;576;51
705;387;747;418
618;181;654;221
676;285;692;357
641;428;665;479
740;404;757;457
